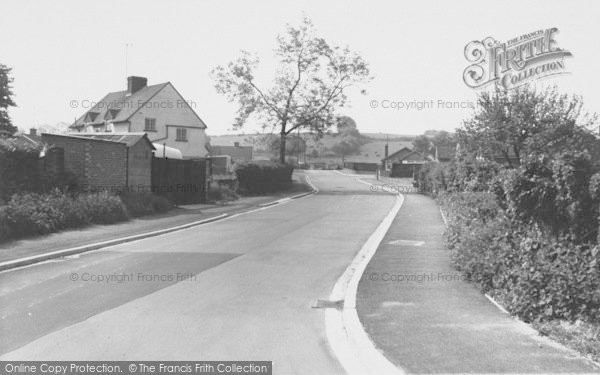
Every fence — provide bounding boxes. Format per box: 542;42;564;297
151;158;210;205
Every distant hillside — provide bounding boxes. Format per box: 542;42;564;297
362;133;417;141
209;132;416;163
350;141;413;162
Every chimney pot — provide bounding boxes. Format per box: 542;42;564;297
127;76;148;95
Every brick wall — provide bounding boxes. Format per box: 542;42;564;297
42;134;127;191
127;140;152;191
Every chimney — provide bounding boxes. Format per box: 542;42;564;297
127;76;148;95
29;128;37;136
384;143;389;159
234;142;240;147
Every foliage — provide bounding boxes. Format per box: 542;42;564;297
207;182;239;203
0;190;177;242
416;157;501;195
211;16;372;163
411;134;431;155
0;138;44;200
119;191;172;217
430;130;456;148
439;192;600;324
493;151;598;243
0;64;17;137
235;161;294;195
269;134;306;156
330;116;366;156
0;139;81;202
1;190;129;241
458;85;597;167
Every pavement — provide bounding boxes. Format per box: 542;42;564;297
356;192;600;373
0;171;396;374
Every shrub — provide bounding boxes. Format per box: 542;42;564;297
119;191;172;217
207;182;239;203
0;190;129;241
439;192;600;323
235;161;293;195
77;191;129;224
416;162;448;195
496;152;599;243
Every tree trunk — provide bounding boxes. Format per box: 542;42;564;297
279;131;286;164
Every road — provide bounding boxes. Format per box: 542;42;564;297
0;171;395;374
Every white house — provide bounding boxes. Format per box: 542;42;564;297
70;76;210;159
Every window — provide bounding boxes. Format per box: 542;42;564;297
176;128;187;142
144;118;156;131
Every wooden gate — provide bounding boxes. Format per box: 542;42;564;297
151;158;209;204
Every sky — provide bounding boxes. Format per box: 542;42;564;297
1;0;599;136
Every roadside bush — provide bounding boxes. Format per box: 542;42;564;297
0;190;129;242
119;191;172;217
439;192;600;323
235;161;293;195
494;152;599;243
416;162;448;196
79;192;129;224
207;182;239;203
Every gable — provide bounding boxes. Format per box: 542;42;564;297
385;147;413;162
128;83;208;130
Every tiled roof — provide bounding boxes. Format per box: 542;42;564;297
70;83;169;128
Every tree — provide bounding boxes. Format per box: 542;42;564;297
331;116;365;157
431;130;455;147
211;16;372;163
0;64;17;137
412;134;431;155
269;134;306;157
457;85;597;167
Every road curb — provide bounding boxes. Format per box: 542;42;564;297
0;213;229;272
0;176;319;273
326;193;406;375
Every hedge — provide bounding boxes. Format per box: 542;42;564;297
0;138;44;202
235;161;293;195
439;192;600;323
119;191;172;217
0;190;173;242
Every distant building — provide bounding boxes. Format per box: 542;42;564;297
70;76;210;159
13;128;42;148
210;142;253;163
382;147;430;178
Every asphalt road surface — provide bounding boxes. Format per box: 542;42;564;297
0;171;395;374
